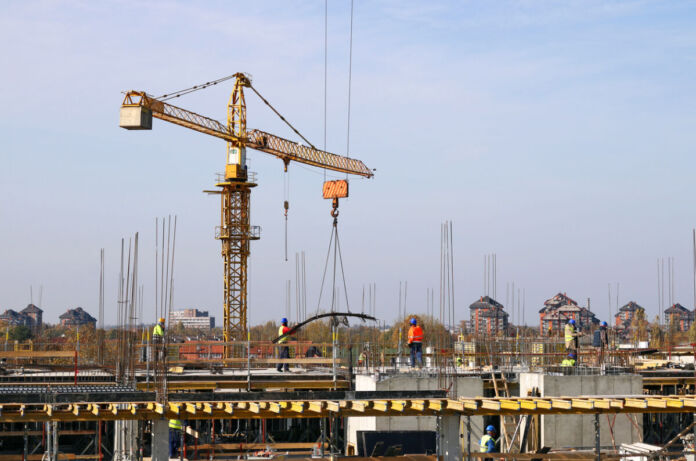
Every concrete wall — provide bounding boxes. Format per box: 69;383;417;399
346;373;484;455
520;373;643;449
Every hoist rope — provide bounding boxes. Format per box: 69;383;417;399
346;0;354;161
316;225;335;315
323;0;328;181
316;216;351;316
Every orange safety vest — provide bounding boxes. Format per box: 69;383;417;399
408;325;423;344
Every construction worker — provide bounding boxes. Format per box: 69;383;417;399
276;318;292;372
564;318;581;353
152;317;165;342
480;425;498;455
561;352;576;367
169;418;184;458
599;321;609;348
595;321;610;365
358;349;367;367
407;318;424;368
152;317;165;361
456;356;463;368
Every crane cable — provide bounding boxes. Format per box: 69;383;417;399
156;74;238;101
283;166;290;262
155;73;320;153
246;84;317;150
316;200;351;316
346;0;354;167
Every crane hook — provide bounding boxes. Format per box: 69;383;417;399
330;198;339;218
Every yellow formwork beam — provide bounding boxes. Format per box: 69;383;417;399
4;395;696;422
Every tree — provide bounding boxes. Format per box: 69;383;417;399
649;316;663;348
8;325;32;341
688;322;696;344
630;309;648;344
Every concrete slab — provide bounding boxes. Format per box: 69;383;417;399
520;373;643;449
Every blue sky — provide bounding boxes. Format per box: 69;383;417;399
1;1;695;326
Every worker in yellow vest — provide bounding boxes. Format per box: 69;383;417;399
153;318;165;342
564;319;581;353
480;425;498;456
152;317;165;361
169;418;184;458
561;352;576;367
276;318;292;372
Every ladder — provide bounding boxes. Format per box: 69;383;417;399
492;372;521;453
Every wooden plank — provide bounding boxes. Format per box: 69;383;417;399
0;351;76;359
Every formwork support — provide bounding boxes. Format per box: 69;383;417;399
439;414;462;461
151;419;169;461
466;415;471;461
594;414;600;461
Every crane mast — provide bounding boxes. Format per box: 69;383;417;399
120;73;372;358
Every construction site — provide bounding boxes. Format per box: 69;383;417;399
3;2;696;461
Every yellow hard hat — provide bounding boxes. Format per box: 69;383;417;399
158;317;165;324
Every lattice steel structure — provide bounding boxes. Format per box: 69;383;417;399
217;179;259;349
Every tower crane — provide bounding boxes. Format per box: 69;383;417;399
119;73;372;358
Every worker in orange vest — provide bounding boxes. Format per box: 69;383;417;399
408;318;424;368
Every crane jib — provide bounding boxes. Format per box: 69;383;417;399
120;91;373;178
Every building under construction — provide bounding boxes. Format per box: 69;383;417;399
1;311;696;461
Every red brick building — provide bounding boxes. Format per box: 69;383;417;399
469;296;509;334
539;292;598;336
664;303;693;332
615;301;645;328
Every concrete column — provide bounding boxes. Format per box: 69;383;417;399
439;414;462;461
151;419;169;461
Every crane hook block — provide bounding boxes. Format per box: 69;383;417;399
322;180;349;199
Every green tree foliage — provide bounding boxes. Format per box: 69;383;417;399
8;325;32;341
249;320;278;342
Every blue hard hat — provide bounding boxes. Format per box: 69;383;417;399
569;319;576;325
486;425;496;433
601;321;608;327
569;352;576;358
281;317;288;324
410;318;417;325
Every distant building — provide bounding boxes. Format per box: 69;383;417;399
169;309;215;331
615;301;645;329
0;304;43;329
664;303;693;332
468;296;509;334
21;304;43;330
0;309;32;327
59;307;97;327
539;292;598;336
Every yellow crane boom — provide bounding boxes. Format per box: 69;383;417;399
120;91;373;178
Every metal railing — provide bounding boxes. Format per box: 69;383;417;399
215;225;261;239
